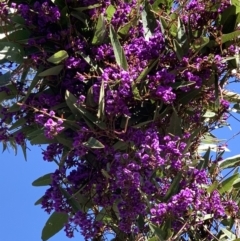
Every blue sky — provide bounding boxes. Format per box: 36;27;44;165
0;144;83;241
1;84;240;241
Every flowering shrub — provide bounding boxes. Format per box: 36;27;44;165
1;0;240;240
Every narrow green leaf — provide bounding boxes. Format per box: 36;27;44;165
0;71;11;87
149;223;165;241
23;68;43;103
220;227;236;240
97;80;105;120
223;90;240;103
106;5;116;21
219;173;240;194
198;147;211;170
20;143;27;161
101;169;112;179
73;3;102;11
171;81;195;89
142;1;157;41
0;29;30;43
65;90;106;130
113;140;128;150
35;196;44;205
118;18;137;36
30;134;55;145
38;65;64;77
76;51;98;70
203;110;216;118
177;17;187;44
221;30;240;44
207;181;218;193
8;103;21;112
41;212;68;241
136;58;159;83
219;154;240;169
56;135;72;149
70;11;88;23
166;110;182;136
163;172;181;201
83;137;105;149
32;173;52;186
0;42;24;63
192;37;209;52
220;5;237;25
92;14;106;45
131;82;142;100
173;39;184;61
233;178;240;188
9;118;26;131
109;25;128;70
47;50;68;64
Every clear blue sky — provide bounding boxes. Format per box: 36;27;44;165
1;84;240;241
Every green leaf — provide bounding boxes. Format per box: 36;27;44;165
65;90;106;130
131;82;142;100
0;42;24;63
113;140;128;150
220;5;237;25
92;14;106;45
109;25;128;70
198;147;210;170
32;173;52;186
41;212;68;241
0;84;18;101
60;188;82;213
20;143;27;161
221;30;240;44
47;50;68;64
142;1;157;41
0;29;31;43
179;89;200;105
30;134;55;145
0;71;11;87
76;51;98;70
203;110;216;118
97;80;105;120
56;135;72;149
83;137;105;149
171;81;195;89
70;10;88;23
149;223;165;241
118;18;137;36
106;5;116;21
166;109;182;136
219;154;240;169
38;65;64;77
219;173;240;194
35;196;44;205
233;178;240;188
86;86;98;108
73;3;102;11
173;39;184;61
163;172;181;201
207;181;218;193
23;68;43;103
177;17;187;45
220;227;236;240
223;90;240;103
136;58;159;83
192;37;209;52
9;118;26;131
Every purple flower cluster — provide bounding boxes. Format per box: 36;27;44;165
1;0;239;240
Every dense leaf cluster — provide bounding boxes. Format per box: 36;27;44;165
1;0;240;240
